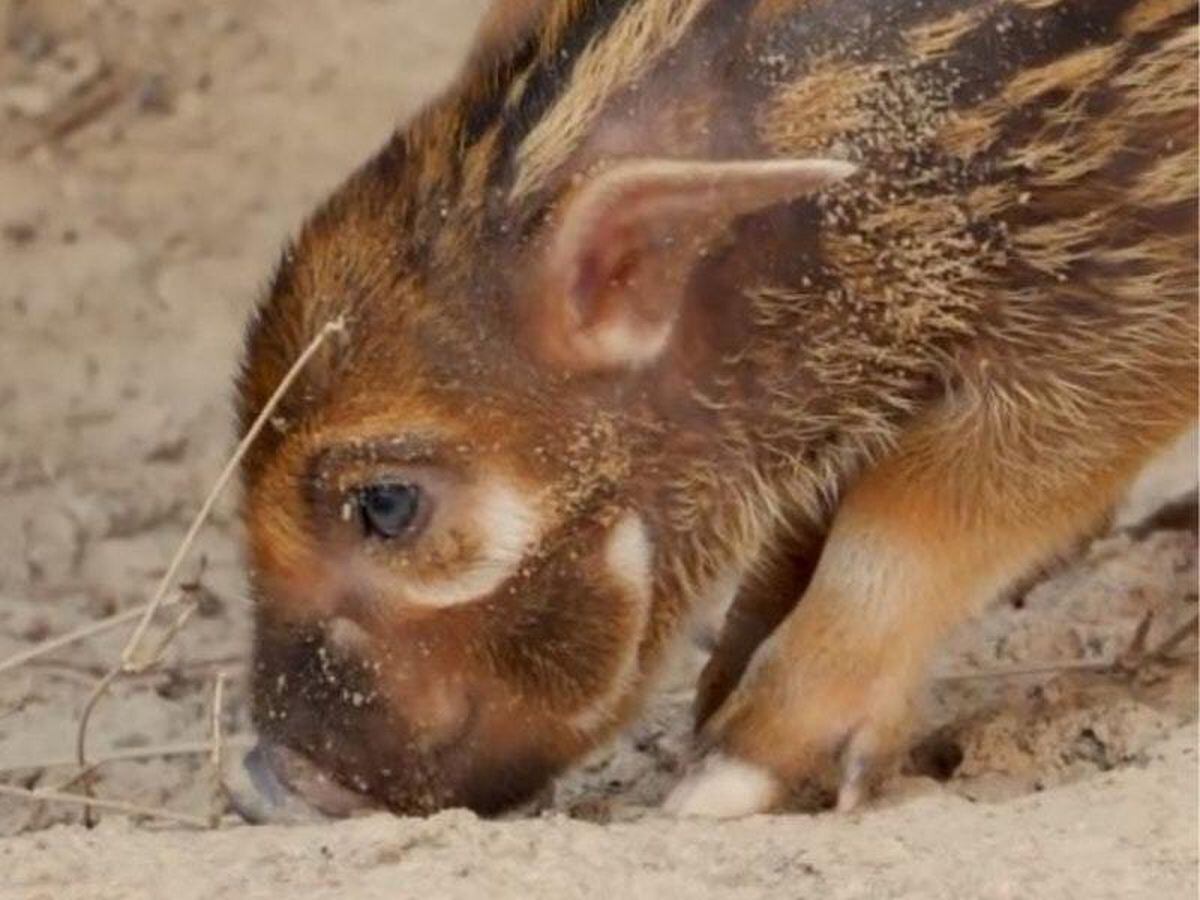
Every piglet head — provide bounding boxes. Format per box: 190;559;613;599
234;110;852;818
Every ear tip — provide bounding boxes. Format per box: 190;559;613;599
825;159;859;179
800;158;857;183
759;156;858;187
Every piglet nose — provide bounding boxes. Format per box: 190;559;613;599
229;740;378;823
227;741;330;825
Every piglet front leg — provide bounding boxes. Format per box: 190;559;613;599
667;410;1171;818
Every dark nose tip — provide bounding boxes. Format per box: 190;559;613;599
227;741;329;825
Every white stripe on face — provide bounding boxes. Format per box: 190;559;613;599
603;510;654;605
402;479;542;608
571;511;655;733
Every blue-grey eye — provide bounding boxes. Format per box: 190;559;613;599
358;483;421;539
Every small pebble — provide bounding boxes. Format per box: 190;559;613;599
137;74;173;114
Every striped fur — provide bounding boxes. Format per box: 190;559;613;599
238;0;1197;817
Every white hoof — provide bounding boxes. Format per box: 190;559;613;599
663;754;780;819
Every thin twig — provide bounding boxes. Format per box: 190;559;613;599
15;663;98;688
0;674;34;718
0;736;255;778
941;615;1199;683
45;74;125;141
67;317;345;825
1114;611;1155;672
50;763;99;795
1148;613;1198;661
119;316;345;669
0;593;253;680
0;783;210;828
0;599;180;678
12;72;128;158
74;668;120;826
207;671;227;828
939;658;1116;683
22;655;248;683
126;602;199;672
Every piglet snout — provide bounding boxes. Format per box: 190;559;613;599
228;741;373;824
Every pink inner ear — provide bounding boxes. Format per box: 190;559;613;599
571;252;603;318
565;220;646;329
536;157;859;371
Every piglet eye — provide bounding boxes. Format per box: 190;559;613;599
357;483;421;539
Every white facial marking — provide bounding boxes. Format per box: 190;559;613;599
663;754;780;819
324;616;372;654
571;511;654;733
603;510;654;603
404;479;541;608
579;316;674;370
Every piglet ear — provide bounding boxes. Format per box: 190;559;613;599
531;157;856;372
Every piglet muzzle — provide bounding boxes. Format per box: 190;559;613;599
228;740;376;824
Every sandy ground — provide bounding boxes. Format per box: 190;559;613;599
0;1;1196;897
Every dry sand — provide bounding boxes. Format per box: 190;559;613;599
0;1;1196;897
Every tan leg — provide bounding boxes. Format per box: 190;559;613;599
693;529;823;730
667;400;1192;818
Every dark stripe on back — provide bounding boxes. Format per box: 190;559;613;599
756;0;986;77
487;0;632;192
930;0;1136;106
460;34;542;150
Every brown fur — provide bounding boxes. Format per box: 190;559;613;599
693;525;824;729
237;0;1198;816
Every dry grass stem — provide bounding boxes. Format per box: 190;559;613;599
23;655;248;684
1148;613;1198;661
0;597;183;678
0;736;255;778
1115;611;1156;671
126;602;199;672
60;316;345;826
207;671;228;827
119;316;346;670
74;668;120;825
939;658;1116;683
0;584;252;681
0;783;210;829
941;614;1199;683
